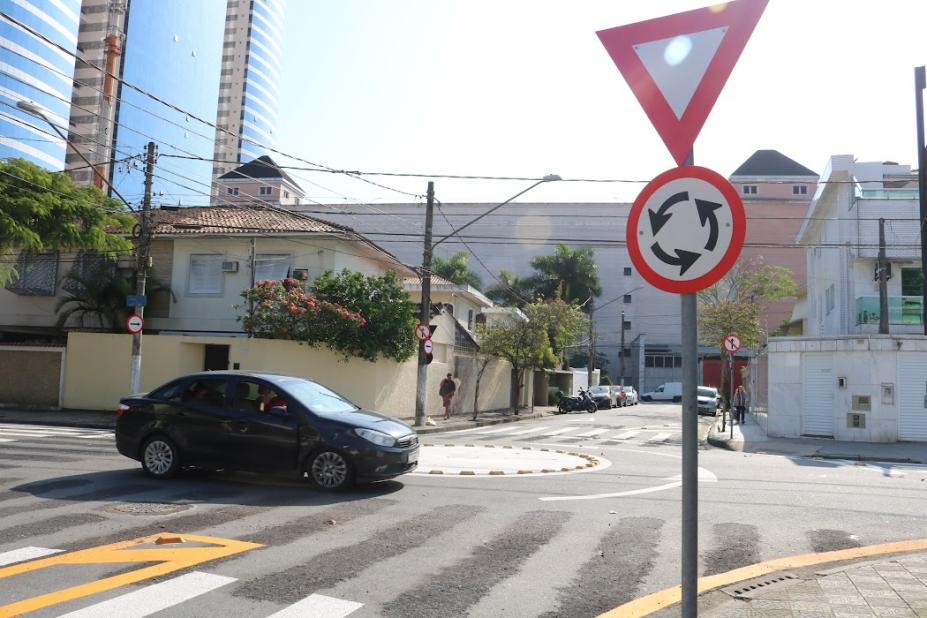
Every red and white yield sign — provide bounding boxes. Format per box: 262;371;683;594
723;333;742;353
597;0;768;166
627;166;745;294
126;313;144;335
415;323;430;341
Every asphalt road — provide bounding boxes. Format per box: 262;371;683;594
0;405;925;617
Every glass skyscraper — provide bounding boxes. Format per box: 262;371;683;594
212;0;286;189
0;0;81;170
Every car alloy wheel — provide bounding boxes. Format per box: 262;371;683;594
141;437;179;479
310;450;352;490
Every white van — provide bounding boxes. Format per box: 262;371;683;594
641;382;682;402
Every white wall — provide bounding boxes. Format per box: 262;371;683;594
768;335;927;442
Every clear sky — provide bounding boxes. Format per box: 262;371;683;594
272;0;927;206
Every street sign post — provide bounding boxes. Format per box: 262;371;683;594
126;314;144;335
415;324;430;341
601;2;766;614
597;0;768;166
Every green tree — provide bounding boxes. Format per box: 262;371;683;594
484;268;538;308
477;300;588;412
56;264;172;332
529;243;602;307
698;259;798;403
312;269;417;362
432;251;482;289
0;159;133;284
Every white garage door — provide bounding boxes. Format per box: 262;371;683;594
802;354;834;437
898;353;927;441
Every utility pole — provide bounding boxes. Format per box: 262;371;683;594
619;310;626;386
588;300;596;384
878;217;889;334
915;66;927;335
129;141;156;394
414;181;435;427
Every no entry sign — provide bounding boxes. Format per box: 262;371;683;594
126;314;144;335
627;166;745;294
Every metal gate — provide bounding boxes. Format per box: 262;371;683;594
898;353;927;441
801;354;834;437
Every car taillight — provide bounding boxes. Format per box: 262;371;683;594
116;404;130;417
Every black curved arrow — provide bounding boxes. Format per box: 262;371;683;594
648;191;689;236
695;198;722;251
650;242;701;276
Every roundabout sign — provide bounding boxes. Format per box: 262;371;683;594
627;166;745;294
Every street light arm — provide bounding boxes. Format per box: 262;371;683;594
432;175;560;248
16;100;136;211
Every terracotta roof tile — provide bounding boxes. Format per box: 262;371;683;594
147;205;349;235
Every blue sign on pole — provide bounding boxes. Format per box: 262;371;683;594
127;295;147;307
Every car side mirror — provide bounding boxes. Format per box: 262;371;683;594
269;406;289;418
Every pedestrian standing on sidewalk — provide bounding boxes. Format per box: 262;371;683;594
439;373;457;421
734;385;747;424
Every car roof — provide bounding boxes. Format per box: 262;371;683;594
180;371;313;385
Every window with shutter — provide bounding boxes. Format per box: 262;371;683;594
188;254;224;294
5;252;58;296
254;254;290;281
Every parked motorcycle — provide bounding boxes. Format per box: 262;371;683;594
557;388;597;414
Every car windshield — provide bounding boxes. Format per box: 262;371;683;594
278;378;358;413
698;388;717;397
589;386;609;394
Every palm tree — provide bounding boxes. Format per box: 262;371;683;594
485;268;538;308
432;251;482;289
56;266;173;332
529;243;602;307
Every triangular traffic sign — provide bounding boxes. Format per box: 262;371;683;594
597;0;768;166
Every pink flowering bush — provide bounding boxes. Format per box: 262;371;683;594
239;278;365;347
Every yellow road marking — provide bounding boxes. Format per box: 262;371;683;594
598;537;927;617
0;532;261;617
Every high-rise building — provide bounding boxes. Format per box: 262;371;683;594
211;0;286;191
67;0;224;206
0;0;81;170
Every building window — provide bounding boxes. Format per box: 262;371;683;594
4;252;58;296
623;267;632;276
258;186;272;196
644;354;681;369
742;185;757;195
226;186;239;196
623;295;632;304
188;254;224;295
284;191;289;198
825;284;835;316
902;268;923;296
467;309;474;330
792;185;808;195
254;254;290;281
62;252;114;295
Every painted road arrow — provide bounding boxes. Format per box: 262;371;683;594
650;243;701;276
648;190;688;236
695;198;722;250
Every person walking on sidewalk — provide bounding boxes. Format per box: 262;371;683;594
439;373;457;421
734;385;747;424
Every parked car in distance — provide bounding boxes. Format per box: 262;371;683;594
115;372;419;490
697;387;720;415
588;385;617;409
641;382;683;402
699;386;721;409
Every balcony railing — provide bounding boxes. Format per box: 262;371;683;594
855;295;923;325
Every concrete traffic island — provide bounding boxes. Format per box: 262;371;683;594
410;444;610;477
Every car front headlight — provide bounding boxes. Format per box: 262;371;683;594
355;427;397;447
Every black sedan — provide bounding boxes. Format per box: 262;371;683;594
115;372;418;490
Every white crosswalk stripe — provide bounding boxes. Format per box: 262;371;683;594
613;431;641;440
0;424;113;443
648;432;672;443
506;425;551;436
0;546;62;566
540;427;575;436
575;429;610;438
267;593;364;618
476;425;523;435
56;572;237;618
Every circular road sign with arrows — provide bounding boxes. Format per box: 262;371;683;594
627;166;745;294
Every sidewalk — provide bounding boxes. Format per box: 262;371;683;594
0;406;557;434
707;412;927;465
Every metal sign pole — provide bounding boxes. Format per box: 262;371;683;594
680;292;698;617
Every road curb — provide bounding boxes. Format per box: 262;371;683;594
411;411;550;434
0;414;114;431
416;443;602;476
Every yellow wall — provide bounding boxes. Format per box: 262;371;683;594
62;332;514;419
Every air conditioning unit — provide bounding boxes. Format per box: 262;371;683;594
221;261;239;273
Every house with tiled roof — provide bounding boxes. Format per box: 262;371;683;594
0;204;416;343
214;155;305;207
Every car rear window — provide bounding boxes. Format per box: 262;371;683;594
698;388;717;397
